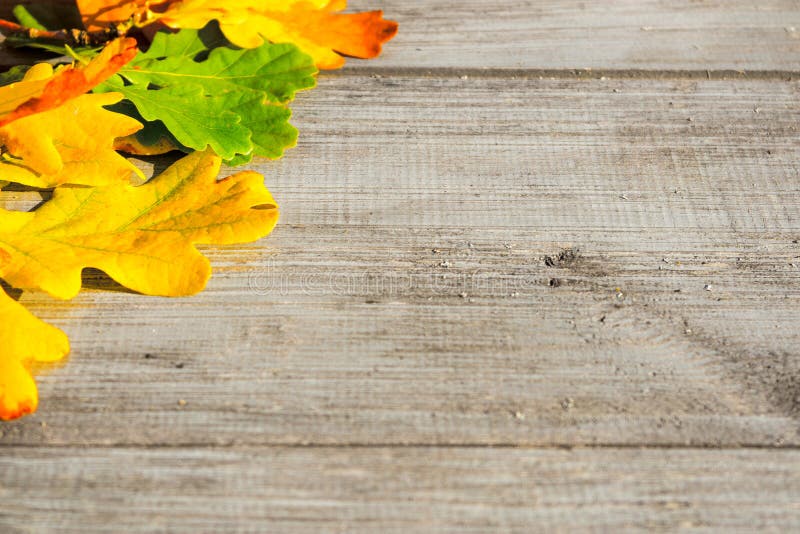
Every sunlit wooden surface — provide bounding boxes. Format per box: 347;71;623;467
1;1;799;531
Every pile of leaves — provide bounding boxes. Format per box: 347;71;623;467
0;0;397;420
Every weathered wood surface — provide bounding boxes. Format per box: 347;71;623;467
2;0;800;531
351;0;800;71
2;76;798;448
2;447;799;532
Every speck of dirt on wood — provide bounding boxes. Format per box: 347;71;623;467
544;248;579;268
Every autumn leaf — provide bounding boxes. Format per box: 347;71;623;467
0;38;143;188
96;29;314;162
0;149;278;300
114;125;182;156
101;79;253;160
122;28;316;104
76;0;398;69
77;0;164;31
0;287;69;421
218;0;399;69
0;37;138;125
224;94;296;165
0;0;396;420
0;149;278;419
0;63;52;117
0;91;144;188
112;96;294;164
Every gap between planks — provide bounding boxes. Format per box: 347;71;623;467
1;442;800;451
339;67;800;81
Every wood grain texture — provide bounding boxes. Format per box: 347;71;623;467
1;447;799;532
1;76;798;447
1;1;800;71
1;1;800;528
346;0;800;71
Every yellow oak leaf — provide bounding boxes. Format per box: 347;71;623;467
0;287;69;421
0;38;142;188
0;149;279;301
0;149;278;420
0;92;144;188
0;63;54;117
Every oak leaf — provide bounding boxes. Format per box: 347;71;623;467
0;287;69;421
0;149;278;419
0;38;143;187
0;37;138;125
97;29;315;162
121;28;316;104
101;78;254;161
78;0;163;31
77;0;398;69
0;149;278;300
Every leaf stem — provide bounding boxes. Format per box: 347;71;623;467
0;18;128;48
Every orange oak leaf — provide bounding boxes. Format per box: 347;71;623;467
76;0;398;69
0;37;138;126
0;150;278;419
77;0;166;31
159;0;398;69
0;38;142;187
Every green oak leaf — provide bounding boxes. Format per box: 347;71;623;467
101;75;253;160
121;29;317;104
225;94;298;165
107;99;189;153
97;28;316;164
139;22;230;60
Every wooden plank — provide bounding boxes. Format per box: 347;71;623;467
1;446;798;532
1;1;799;71
1;76;798;446
352;0;800;71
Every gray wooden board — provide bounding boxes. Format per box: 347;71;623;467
1;76;798;448
346;0;800;72
1;1;800;71
1;447;799;532
1;0;800;528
